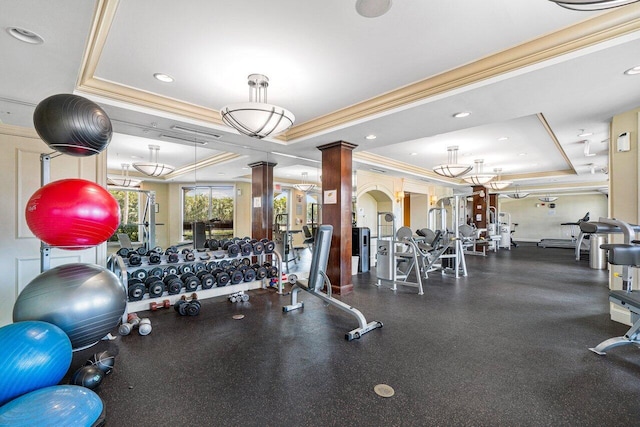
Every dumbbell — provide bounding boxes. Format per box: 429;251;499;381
179;264;194;274
167;252;179;263
150;299;171;310
130;269;147;281
240;242;252;256
180;272;200;292
145;276;165;298
243;267;256;282
117;247;132;258
252;241;264;255
164;265;179;276
213;270;230;287
263;240;276;254
207;239;219;250
196;270;216;289
227;243;240;258
288;273;298;285
230;269;244;285
136;247;147;256
193;262;206;273
241;258;251;267
148;267;164;278
206;261;218;271
128;252;142;266
163;274;183;295
127;279;146;301
266;264;279;278
119;313;152;335
147;251;161;265
165;246;178;255
252;264;268;280
229;291;250;303
174;293;201;316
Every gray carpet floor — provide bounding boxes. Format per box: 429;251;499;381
70;245;640;426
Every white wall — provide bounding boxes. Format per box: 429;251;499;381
0;124;106;327
499;194;608;242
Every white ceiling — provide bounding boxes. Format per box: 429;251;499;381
1;0;639;194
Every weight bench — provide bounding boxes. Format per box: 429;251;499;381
589;218;640;355
575;220;640;261
283;224;383;341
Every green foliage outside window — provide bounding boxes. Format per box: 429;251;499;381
108;190;140;242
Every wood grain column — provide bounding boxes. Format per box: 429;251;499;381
472;185;487;230
318;141;357;295
249;161;276;241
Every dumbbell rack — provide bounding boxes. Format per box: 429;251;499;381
108;248;283;318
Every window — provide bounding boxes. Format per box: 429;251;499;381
182;186;234;240
109;189;141;242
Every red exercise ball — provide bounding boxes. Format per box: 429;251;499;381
25;179;120;249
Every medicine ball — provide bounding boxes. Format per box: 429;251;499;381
33;94;112;157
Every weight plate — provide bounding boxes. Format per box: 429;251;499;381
153;246;163;254
128;253;142;266
230;270;244;285
149;267;164;278
240;243;252;256
256;266;268;279
163;273;179;284
117;247;131;257
232;259;241;268
164;266;178;275
180;272;195;282
136;247;147;256
219;260;230;269
131;269;147;281
167;253;179;263
206;261;217;271
193;262;205;273
200;273;215;289
252;241;264;255
185;252;195;261
184;276;199;292
167;279;182;295
148;253;161;264
165;246;178;255
216;272;230;287
243;268;256;282
264;241;275;254
127;283;145;301
179;264;193;274
186;301;200;316
148;280;165;298
227;243;240;258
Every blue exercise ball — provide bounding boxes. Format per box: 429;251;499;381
13;263;126;350
0;385;104;426
0;321;72;406
33;94;112;157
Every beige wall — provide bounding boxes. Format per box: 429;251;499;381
140;181;170;250
0;124;106;327
235;182;252;239
499;194;608;242
609;107;639;324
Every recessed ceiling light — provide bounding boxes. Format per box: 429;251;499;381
7;27;44;44
410;152;417;156
453;111;471;118
497;137;509;141
154;73;174;83
518;152;527;156
365;134;377;140
624;65;640;75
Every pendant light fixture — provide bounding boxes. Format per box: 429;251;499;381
293;172;316;192
432;146;473;178
485;168;512;191
549;0;640;10
220;74;295;139
108;163;141;187
355;0;393;17
506;185;529;199
538;195;558;202
133;145;175;177
463;159;496;185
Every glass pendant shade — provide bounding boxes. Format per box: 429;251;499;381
506;185;529;199
133;145;175;177
463;159;496;185
220;74;295;139
433;146;473;178
108;163;141;187
549;0;639;10
485;168;512;191
293;172;316;192
538;196;558;202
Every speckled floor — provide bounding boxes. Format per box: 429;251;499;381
69;245;640;426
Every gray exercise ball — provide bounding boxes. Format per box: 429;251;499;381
13;263;126;350
33;94;112;157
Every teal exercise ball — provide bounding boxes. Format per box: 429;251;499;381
13;263;126;350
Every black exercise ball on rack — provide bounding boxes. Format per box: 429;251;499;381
33;94;112;157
